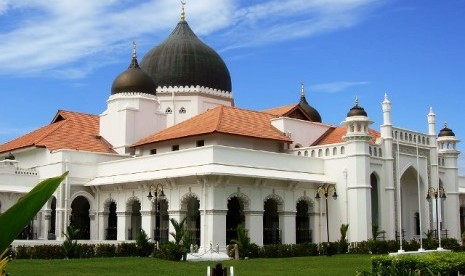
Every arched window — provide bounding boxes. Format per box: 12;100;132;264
340;146;345;154
318;149;322;157
304;151;308;156
179;107;186;114
369;147;372;155
297;151;302;156
333;147;337;155
311;150;315;157
325;148;330;156
378;149;382;157
165;107;172;114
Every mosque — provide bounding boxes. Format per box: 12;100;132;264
0;7;464;252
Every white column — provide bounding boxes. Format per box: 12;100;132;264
141;211;154;241
41;210;51;240
98;211;108;240
280;211;296;244
117;211;129;240
202;210;227;252
245;211;263;246
89;211;98;240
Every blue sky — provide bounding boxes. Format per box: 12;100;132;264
0;0;464;173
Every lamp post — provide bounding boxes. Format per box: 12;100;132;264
147;183;166;243
426;185;446;250
315;184;338;243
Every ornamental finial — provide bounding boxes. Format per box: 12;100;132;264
181;1;186;21
132;41;137;59
355;96;359;106
300;82;305;98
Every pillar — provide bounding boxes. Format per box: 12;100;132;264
141;211;154;241
98;211;108;240
245;211;263;246
280;211;296;244
117;211;129;240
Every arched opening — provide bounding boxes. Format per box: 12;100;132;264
371;173;379;229
106;201;117;240
155;199;169;244
400;167;425;240
226;196;245;244
70;196;90;240
263;198;281;244
296;200;312;243
182;196;200;246
127;199;141;240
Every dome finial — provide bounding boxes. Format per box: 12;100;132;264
300;82;305;98
355;96;359;106
444;121;448;128
181;0;186;21
129;41;140;69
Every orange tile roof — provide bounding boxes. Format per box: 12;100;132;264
0;110;115;154
133;105;292;146
313;127;381;145
262;104;297;116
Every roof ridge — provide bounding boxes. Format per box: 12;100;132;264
214;105;225;130
311;126;337;146
34;119;68;146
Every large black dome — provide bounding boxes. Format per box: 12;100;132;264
111;53;157;95
347;99;368;117
140;20;232;92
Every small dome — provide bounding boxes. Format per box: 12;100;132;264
438;123;455;137
111;46;157;95
297;83;322;122
140;20;232;92
347;98;368;117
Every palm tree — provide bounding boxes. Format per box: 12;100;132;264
231;224;251;259
169;217;187;246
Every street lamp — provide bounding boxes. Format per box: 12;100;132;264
315;184;338;243
147;184;166;243
426;185;446;249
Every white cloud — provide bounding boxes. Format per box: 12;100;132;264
0;0;383;78
310;81;370;93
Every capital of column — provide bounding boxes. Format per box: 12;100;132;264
140;210;155;216
244;210;264;216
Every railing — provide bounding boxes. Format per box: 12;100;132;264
433;229;448;239
395;229;405;241
296;229;312;244
263;228;281;245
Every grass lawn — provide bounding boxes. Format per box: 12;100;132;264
6;254;373;276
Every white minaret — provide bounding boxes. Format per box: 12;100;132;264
436;122;461;240
342;98;373;241
380;93;395;239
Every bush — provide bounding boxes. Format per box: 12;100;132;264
78;244;95;258
367;253;465;275
136;230;153;257
247;243;261;258
117;242;138;257
154;242;184;261
14;246;31;259
95;244;116;257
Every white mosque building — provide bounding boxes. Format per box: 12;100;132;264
0;9;464;252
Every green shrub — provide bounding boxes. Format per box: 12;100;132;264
154;242;184;261
319;242;338;256
14;246;31;259
77;244;95;258
247;243;261;258
95;244;116;257
116;242;138;257
31;245;63;259
367;253;465;275
135;229;153;257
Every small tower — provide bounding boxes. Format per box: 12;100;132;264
342;98;373;241
343;97;373;141
100;42;166;154
436;122;461;240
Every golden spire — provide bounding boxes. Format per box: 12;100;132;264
181;1;186;21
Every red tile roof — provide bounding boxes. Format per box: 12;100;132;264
133;105;292;146
262;104;297;116
313;126;381;145
0;110;115;154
